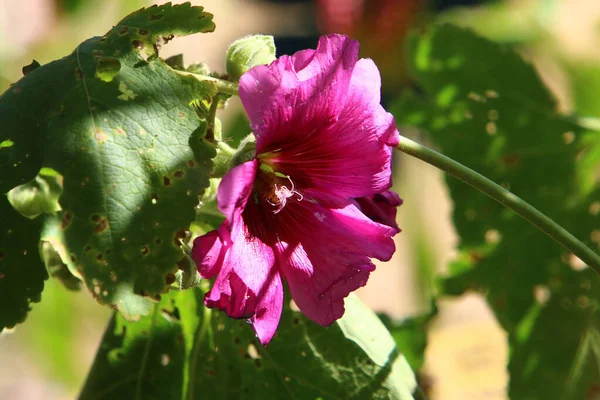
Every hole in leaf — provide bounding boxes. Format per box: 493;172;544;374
485;229;501;244
161;354;170;366
568;254;587;271
151;193;158;204
247;344;260;359
534;285;550;305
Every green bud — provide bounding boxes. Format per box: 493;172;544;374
226;35;276;81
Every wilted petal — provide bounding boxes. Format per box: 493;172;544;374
275;201;396;326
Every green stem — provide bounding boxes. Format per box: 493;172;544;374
173;70;239;96
396;136;600;273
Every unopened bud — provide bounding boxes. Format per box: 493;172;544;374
226;35;276;81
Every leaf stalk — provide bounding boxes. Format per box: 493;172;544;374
396;136;600;273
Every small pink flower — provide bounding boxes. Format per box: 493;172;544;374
192;34;401;344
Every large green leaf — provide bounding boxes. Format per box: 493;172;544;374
0;3;217;318
0;196;48;331
393;24;600;399
80;289;417;400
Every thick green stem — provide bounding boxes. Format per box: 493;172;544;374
173;70;239;96
396;136;600;273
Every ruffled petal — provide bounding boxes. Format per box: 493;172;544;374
274;201;396;326
239;34;358;151
240;35;398;201
356;190;403;233
204;203;283;345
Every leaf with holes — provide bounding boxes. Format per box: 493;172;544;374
393;24;600;399
80;289;417;400
0;196;48;331
0;3;217;319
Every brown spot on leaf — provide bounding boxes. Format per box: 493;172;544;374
141;245;150;256
119;26;129;35
502;154;519;167
187;160;196;168
0;251;4;262
54;105;64;115
174;170;184;178
70;254;77;263
95;128;108;144
96;253;103;261
150;13;163;20
94;218;109;233
138;29;148;35
163;176;171;186
84;245;92;252
61;212;73;229
75;68;83;80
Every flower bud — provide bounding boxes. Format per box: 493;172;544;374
226;35;276;81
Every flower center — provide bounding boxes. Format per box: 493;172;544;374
256;164;303;214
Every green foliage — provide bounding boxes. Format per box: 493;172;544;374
0;195;48;331
394;24;600;399
0;3;218;321
80;289;417;400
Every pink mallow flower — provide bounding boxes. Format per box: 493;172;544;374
192;34;401;344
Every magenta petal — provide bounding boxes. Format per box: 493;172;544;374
204;213;283;344
356;190;403;233
217;160;257;223
240;34;358;150
191;223;230;278
240;35;398;201
275;201;396;326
